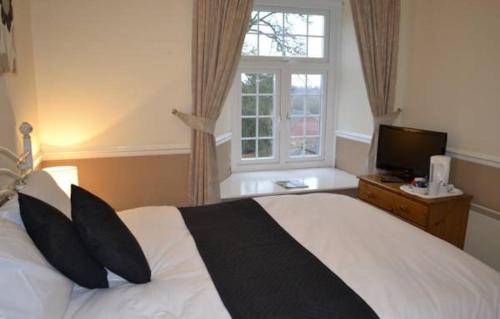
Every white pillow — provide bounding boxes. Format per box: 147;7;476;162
0;171;71;226
0;219;73;319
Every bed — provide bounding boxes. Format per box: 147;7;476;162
1;123;499;319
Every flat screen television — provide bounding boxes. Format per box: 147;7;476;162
377;125;447;178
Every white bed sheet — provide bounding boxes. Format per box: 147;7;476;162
64;194;500;319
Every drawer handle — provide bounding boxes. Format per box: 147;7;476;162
399;205;409;212
366;192;375;198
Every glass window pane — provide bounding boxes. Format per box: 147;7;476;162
291;74;306;94
289;138;305;157
258;139;273;158
305;137;320;156
242;96;256;116
290;117;304;137
309;15;325;36
284;36;307;57
260;11;283;30
258;118;273;137
307;74;322;94
241;73;257;93
285;13;307;35
242;118;256;138
242;33;258;56
305;117;320;136
259;73;274;94
242;140;256;159
306;96;321;115
259;96;273;115
259;34;282;56
308;37;324;58
249;11;259;30
291;95;305;115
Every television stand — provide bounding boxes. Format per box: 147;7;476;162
357;175;472;248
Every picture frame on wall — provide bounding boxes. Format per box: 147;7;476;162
0;0;16;74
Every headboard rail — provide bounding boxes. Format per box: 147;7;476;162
0;122;34;204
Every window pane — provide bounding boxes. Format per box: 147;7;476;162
289;138;305;157
307;74;322;94
242;140;256;158
288;73;324;159
241;96;257;115
242;118;256;138
291;95;305;115
308;37;324;58
258;139;273;158
309;15;325;36
291;74;306;94
260;11;283;30
259;34;282;56
305;137;320;155
244;10;326;58
241;73;257;93
258;118;273;137
290;117;304;137
242;96;256;115
305;117;320;136
284;36;307;57
306;96;321;115
259;96;273;115
242;33;258;56
285;13;307;35
259;73;274;94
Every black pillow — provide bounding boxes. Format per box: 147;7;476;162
71;185;151;284
18;193;109;289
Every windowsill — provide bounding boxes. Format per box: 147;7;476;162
220;167;358;200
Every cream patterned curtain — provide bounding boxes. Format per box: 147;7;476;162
350;0;401;173
174;0;254;206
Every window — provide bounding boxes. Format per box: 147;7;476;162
288;73;324;158
232;3;338;171
241;73;277;160
243;10;326;58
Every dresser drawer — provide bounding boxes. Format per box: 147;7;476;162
392;195;429;227
358;180;394;212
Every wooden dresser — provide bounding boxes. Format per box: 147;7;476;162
357;175;472;249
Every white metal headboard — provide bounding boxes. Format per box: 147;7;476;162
0;122;34;203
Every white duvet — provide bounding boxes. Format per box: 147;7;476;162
64;194;500;319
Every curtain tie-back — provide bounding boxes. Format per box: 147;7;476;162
172;109;216;135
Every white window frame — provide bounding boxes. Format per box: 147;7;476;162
231;0;341;172
237;68;282;166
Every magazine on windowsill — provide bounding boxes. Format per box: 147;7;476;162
275;179;309;190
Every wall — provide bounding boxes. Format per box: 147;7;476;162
335;136;369;176
42;154;190;211
0;0;39;187
402;0;500;158
30;0;193;156
336;0;372;137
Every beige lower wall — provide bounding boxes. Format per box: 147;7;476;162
464;210;500;271
335;137;370;176
216;141;231;182
450;160;500;213
41;141;231;211
42;154;190;211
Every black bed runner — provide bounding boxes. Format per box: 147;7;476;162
179;199;379;319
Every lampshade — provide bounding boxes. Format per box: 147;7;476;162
43;166;79;197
